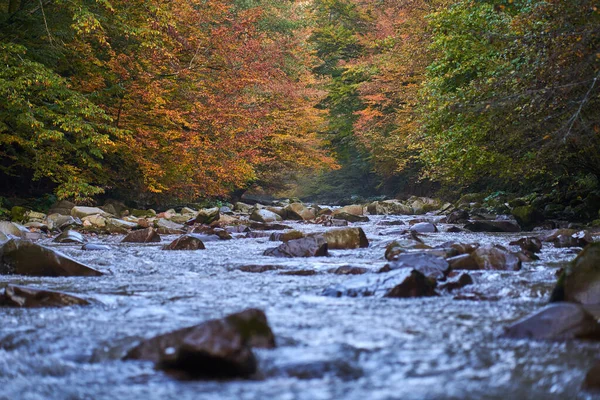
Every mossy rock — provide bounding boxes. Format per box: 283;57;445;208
10;206;27;223
511;205;542;230
130;209;155;218
550;243;600;305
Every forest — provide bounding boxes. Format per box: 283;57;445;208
0;0;598;207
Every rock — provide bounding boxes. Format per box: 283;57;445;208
382;253;449;280
263;236;328;258
321;228;369;250
244;232;272;239
409;197;442;214
10;206;27;222
131;209;155;218
239;265;284;273
410;222;438;233
124;309;275;379
447;254;479;271
438;273;473;292
509;237;543;253
155;219;185;235
181;207;196;215
446;209;470;224
122;228;161;243
105;218;138;234
24;222;49;231
269;230;305;242
102;200;128;216
250;209;282;223
71;206;108;219
551;243;600;305
248;222;292;231
0;221;27;238
323;268;437;298
471;245;522;271
553;230;593;248
82;215;107;229
367;200;412;215
332;212;369;223
24;211;46;223
283;203;315;220
384;237;431;261
446;226;463;233
81;243;111;251
279;270;317;276
162;234;206;250
323;218;349;227
0;239;103;276
511;205;543;230
46;214;81;231
503;303;600;340
234;202;252;213
225;225;250;234
464;220;521;233
539;228;577;242
376;219;406;226
331;266;368;275
53;230;86;244
583;362;600;391
193;208;221;225
48;200;75;216
0;284;90;307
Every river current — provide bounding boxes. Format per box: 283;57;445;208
0;214;598;400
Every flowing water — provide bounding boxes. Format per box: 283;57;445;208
0;214;598;400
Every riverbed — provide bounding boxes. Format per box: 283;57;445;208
0;214;598;400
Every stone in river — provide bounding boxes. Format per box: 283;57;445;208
464;220;521;233
471;245;522;271
53;230;87;244
250;209;282;223
409;222;438;233
124;309;275;379
331;266;368;275
438;273;473;292
323;268;437;298
269;230;305;242
283;203;316;221
583;362;600;391
447;254;479;271
550;243;600;305
331;212;369;223
263;236;328;258
122;227;161;243
0;284;90;307
162;234;206;251
321;227;369;250
509;237;543;253
81;243;111;251
381;253;449;280
503;303;600;340
248;222;292;231
0;221;27;238
0;239;103;277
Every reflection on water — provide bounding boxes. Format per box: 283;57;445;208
0;215;598;400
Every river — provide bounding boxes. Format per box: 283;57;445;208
0;213;598;400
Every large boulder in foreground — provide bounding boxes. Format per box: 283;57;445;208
0;239;103;277
122;228;161;243
125;309;275;379
503;303;600;340
321;228;369;250
0;284;90;307
323;268;437;298
162;234;206;251
583;362;600;392
264;236;328;258
551;243;600;305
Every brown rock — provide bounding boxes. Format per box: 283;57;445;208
162;234;206;250
471;245;522;271
321;227;369;250
447;254;480;271
0;284;90;307
509;237;543;253
464;220;521;233
331;266;368;275
269;230;305;242
263;236;328;258
122;228;161;243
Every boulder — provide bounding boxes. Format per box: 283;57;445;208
509;237;543;253
82;214;107;229
0;239;103;276
471;245;522;271
503;303;600;340
105;218;138;234
283;203;315;221
81;243;111;251
24;211;46;223
0;284;90;307
382;253;449;280
410;222;438;233
244;232;272;239
248;222;292;231
551;243;600;305
511;205;543;230
332;212;369;223
464;220;521;233
234;202;252;213
367;200;412;215
162;234;206;250
53;230;86;244
321;228;369;250
553;230;593;248
583;362;600;391
269;230;305;242
446;209;470;224
193;208;221;225
46;214;81;231
447;254;479;271
122;228;161;243
334;204;364;216
331;266;368;275
124;309;275;379
263;236;328;258
323;268;437;298
47;200;75;216
438;273;473;292
0;221;27;238
322;218;349;227
10;206;27;222
155;219;185;235
250;209;282;223
71;206;108;219
384;238;431;261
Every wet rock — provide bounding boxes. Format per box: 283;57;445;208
24;211;46;223
376;219;406;226
280;270;317;276
334;204;364;216
323;218;349;227
124;308;275;379
234;202;252;213
323;268;436;298
248;222;292;231
250;209;282;223
283;203;315;221
409;222;438;233
53;230;86;244
0;239;103;276
244;232;272;239
48;200;75;216
464;220;521;233
0;284;90;307
438;273;473;292
71;206;108;219
511;205;543;230
131;209;156;218
193;208;220;225
331;212;369;223
46;214;82;232
582;362;600;391
410;197;442;215
225;225;250;234
503;303;600;340
239;265;284;273
331;266;368;275
553;230;593;248
471;245;522;271
0;221;27;238
106;218;138;234
515;250;539;262
509;237;543;253
381;253;449;280
384;237;431;261
446;242;479;255
155;219;186;235
162;234;206;251
446;209;470;224
551;243;600;305
321;227;369;250
82;215;107;230
269;230;305;242
445;226;463;233
122;228;161;243
81;243;111;251
447;254;479;271
367;200;412;215
263;236;328;258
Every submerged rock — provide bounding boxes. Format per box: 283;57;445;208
0;284;90;307
503;303;600;340
447;254;479;271
124;309;275;379
551;243;600;305
81;243;111;251
323;268;436;298
0;239;103;277
122;228;161;243
384;237;430;261
321;227;369;250
162;234;206;251
264;236;328;258
331;266;368;275
438;273;473;292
